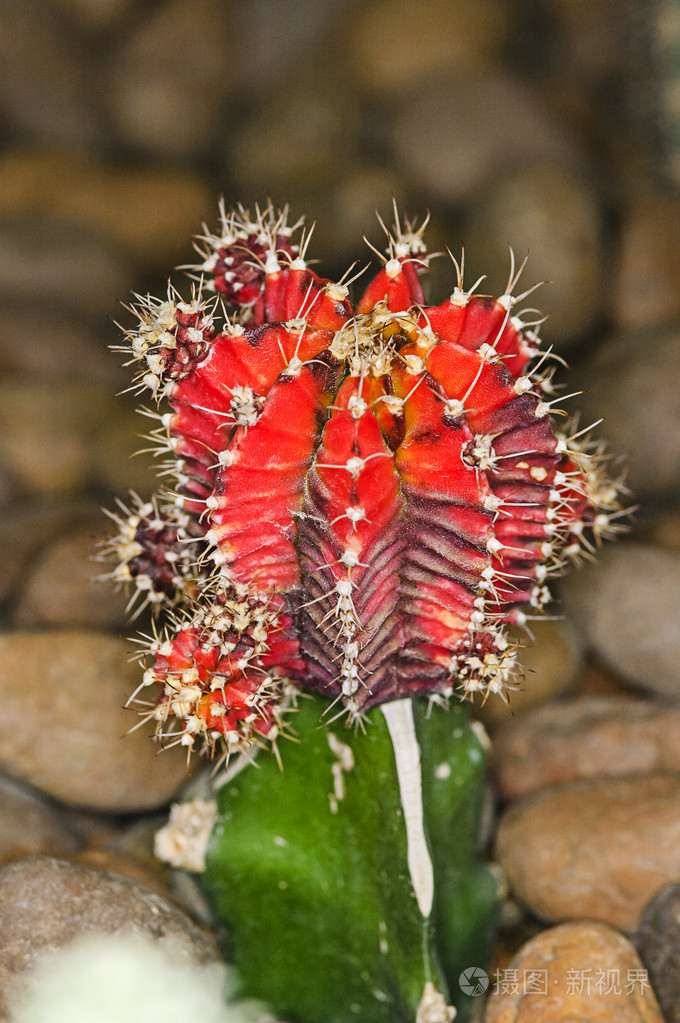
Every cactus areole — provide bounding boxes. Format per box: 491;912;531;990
107;202;621;757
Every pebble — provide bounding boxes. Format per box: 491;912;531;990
486;921;664;1022
0;215;130;318
0;631;192;812
560;543;680;697
0;305;118;386
572;326;680;499
13;521;129;630
67;849;172;901
643;509;680;554
0;149;212;268
0;773;80;867
0;1;103;147
56;0;134;32
464;163;603;348
0;380;119;496
473;620;583;731
495;773;680;930
0;856;218;1016
106;0;236;158
228;65;362;197
390;75;580;206
93;401;161;497
492;695;680;799
614;193;680;329
231;0;348;96
0;500;101;605
349;0;508;95
635;882;680;1023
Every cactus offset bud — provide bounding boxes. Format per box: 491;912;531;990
106;201;624;762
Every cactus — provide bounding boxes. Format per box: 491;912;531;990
105;202;625;1021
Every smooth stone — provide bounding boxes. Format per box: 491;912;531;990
464;163;603;347
349;0;508;94
56;0;134;32
0;306;118;385
0;773;80;866
492;696;680;799
615;193;680;329
106;0;236;158
390;75;580;206
486;921;663;1022
0;380;119;495
0;215;129;317
572;326;680;499
0;631;191;812
560;543;680;697
0;1;103;146
635;882;680;1023
0;857;217;1015
93;401;160;497
643;509;680;554
67;849;172;901
473;620;583;731
0;149;212;267
231;0;348;95
0;500;101;604
13;521;129;630
229;64;361;196
495;773;680;930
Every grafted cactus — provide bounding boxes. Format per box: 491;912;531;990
105;202;624;1021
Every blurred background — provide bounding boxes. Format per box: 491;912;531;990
1;1;680;1017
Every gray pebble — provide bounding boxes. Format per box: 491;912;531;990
0;774;80;867
390;74;581;205
0;215;129;318
464;163;603;348
0;1;103;147
572;326;680;500
560;543;680;697
0;857;218;1016
636;882;680;1023
106;0;236;158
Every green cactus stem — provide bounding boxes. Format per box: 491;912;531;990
200;694;498;1023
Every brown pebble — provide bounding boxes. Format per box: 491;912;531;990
642;509;680;555
13;522;128;630
491;695;680;799
615;193;680;330
0;631;192;812
349;0;508;94
495;773;680;930
0;773;80;866
67;849;172;900
0;149;212;267
486;921;663;1022
0;856;217;1015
